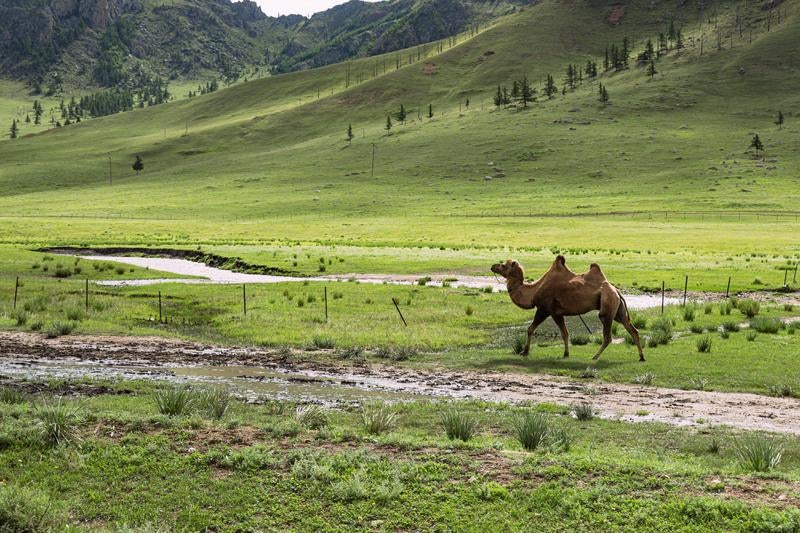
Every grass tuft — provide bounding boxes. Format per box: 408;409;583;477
295;404;328;429
571;403;594;421
198;388;234;420
361;403;398;435
737;299;760;318
633;372;655;385
35;399;83;447
696;335;713;353
749;316;782;334
734;434;783;472
153;386;195;416
441;409;478;442
513;411;551;451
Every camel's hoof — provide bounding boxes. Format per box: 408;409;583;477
520;351;530;357
639;357;646;362
563;353;569;359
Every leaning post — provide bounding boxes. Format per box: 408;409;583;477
661;281;665;315
13;276;19;310
682;276;688;307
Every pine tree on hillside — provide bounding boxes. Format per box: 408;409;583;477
775;110;784;129
395;104;406;124
565;65;575;89
519;76;534;108
494;85;504;107
132;155;144;175
598;83;610;106
749;134;764;157
502;87;511;106
658;33;667;57
10;119;18;139
385;115;393;132
647;58;657;78
544;74;556;99
604;47;609;71
346;123;354;144
643;40;655;63
676;28;684;49
621;37;630;69
25;113;30;124
511;80;520;102
428;104;433;119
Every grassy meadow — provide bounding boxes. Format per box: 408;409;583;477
1;380;800;530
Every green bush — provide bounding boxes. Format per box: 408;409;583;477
441;409;478;442
689;324;704;334
750;316;782;334
696;335;713;353
631;315;647;329
633;372;655;385
153;386;195;416
746;330;758;342
512;333;527;355
44;321;75;338
579;366;598;379
721;321;740;333
737;299;760;318
734;434;783;472
719;301;732;316
11;310;28;326
704;303;713;315
416;276;432;286
571;334;590;346
35;399;83;447
649;317;673;336
682;306;696;322
647;329;671;347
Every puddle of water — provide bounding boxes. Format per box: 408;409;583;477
78;255;678;309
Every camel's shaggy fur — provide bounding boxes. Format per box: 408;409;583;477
491;256;645;361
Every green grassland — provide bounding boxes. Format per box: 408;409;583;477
1;381;799;530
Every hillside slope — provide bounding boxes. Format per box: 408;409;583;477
0;0;797;260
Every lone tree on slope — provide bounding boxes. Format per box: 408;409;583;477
647;58;657;78
395;104;406;124
544;74;556;99
385;114;393;132
519;76;534;108
10;119;18;139
598;83;610;106
132;155;144;175
775;110;784;129
428;104;433;119
346;123;354;144
749;134;764;158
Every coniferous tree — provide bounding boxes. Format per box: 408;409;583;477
644;40;655;62
749;134;764;157
667;18;676;43
132;155;144;175
565;65;576;89
494;85;504;107
511;80;520;102
604;47;609;71
519;76;534;108
621;37;630;69
544;74;556;99
25;113;30;124
658;33;668;57
428;104;433;119
502;87;511;106
385;115;393;132
647;58;657;78
395;104;406;124
598;83;610;106
676;28;684;49
346;124;354;144
10;119;18;139
775;110;784;129
465;98;470;110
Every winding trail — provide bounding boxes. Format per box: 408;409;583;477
1;332;799;435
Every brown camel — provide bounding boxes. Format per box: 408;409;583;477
491;256;645;361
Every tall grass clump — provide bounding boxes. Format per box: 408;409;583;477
746;330;758;342
44;321;75;338
198;388;234;420
570;334;590;346
696;335;713;353
295;404;328;429
737;299;760;318
35;399;83;447
153;386;195;416
512;333;527;355
721;321;740;333
719;301;732;316
571;403;594;421
734;434;783;472
361;403;398;435
750;316;782;334
704;303;713;315
633;372;655;385
0;485;65;531
12;310;28;326
441;409;479;442
682;306;696;322
312;336;335;349
0;386;24;404
514;412;554;451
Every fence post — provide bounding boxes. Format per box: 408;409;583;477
242;284;247;316
725;277;731;298
392;298;408;327
324;286;328;322
682;276;688;307
158;291;162;323
784;269;788;287
13;276;19;310
794;264;798;284
85;279;89;310
661;281;665;315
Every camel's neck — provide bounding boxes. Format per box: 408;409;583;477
506;275;540;309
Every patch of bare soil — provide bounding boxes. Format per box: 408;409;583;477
4;332;800;436
607;4;625;24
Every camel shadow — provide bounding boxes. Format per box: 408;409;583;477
476;355;624;373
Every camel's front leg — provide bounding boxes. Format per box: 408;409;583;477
522;309;549;356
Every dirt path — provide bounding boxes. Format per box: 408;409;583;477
2;331;800;435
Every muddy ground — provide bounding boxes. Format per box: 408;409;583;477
2;331;800;435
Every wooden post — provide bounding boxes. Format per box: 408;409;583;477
784;269;788;287
725;277;731;298
682;276;688;307
158;291;162;323
85;279;89;310
324;286;328;322
392;298;408;327
13;276;19;309
371;143;376;177
794;264;798;284
242;284;247;316
661;281;665;315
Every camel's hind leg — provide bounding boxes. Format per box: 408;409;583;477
552;315;570;358
522;309;549;356
591;286;619;360
616;300;645;362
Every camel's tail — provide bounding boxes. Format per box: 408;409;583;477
616;291;631;322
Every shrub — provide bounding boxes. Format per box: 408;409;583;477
689;324;704;334
721;321;740;333
65;308;85;321
12;310;28;326
312;335;335;349
338;346;365;360
682;306;696;322
295;404;328;429
767;383;795;398
737;299;760;318
571;334;590;346
332;473;368;502
750;316;782;334
788;324;797;335
115;267;125;275
633;372;655;385
0;386;24;404
465;305;474;316
784;304;794;312
696;335;713;353
416;276;432;286
649;317;673;336
35;399;83;447
734;434;783;472
719;301;732;316
198;388;233;420
153;386;195;416
647;329;671;347
704;303;713;315
53;265;72;278
720;330;730;339
688;377;708;391
632;315;647;329
513;411;551;451
29;320;44;332
746;330;758;342
571;403;594;421
512;334;527;355
361;403;398;435
441;409;479;441
44;321;75;338
0;485;65;531
579;366;598;379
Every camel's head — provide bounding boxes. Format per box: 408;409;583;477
491;259;523;281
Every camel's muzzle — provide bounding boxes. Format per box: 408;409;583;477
490;263;504;276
